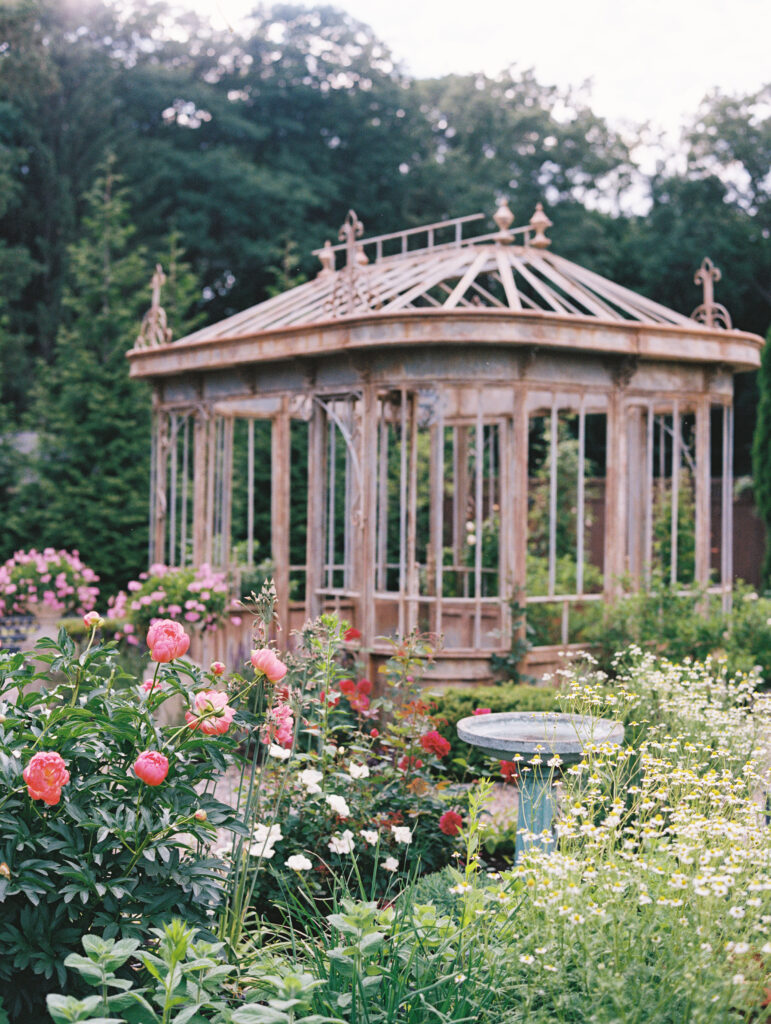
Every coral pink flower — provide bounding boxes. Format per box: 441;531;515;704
473;707;491;716
250;648;288;683
210;661;226;676
419;730;451;759
23;751;70;806
185;690;235;735
82;611;104;629
133;750;169;786
349;694;370;712
439;810;463;836
261;703;294;748
147;619;190;663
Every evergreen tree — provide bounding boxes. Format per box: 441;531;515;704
752;327;771;587
8;160;153;594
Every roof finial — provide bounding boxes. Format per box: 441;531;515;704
529;203;552;249
135;264;172;348
493;198;514;243
326;209;372;316
692;257;732;329
317;239;335;277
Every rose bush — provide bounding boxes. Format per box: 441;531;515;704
0;548;99;617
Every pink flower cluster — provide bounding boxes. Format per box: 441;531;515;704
108;563;231;645
0;548;99;616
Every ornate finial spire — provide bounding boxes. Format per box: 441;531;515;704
135;264;172;348
326;209;373;316
529;203;553;248
493;198;514;243
691;257;732;329
317;239;335;277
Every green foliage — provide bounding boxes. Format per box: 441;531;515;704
752;326;771;585
586;581;771;684
0;629;249;1020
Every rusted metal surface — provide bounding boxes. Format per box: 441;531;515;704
130;202;765;682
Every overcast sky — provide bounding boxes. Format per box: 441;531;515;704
191;0;770;138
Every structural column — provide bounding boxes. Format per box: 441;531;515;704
604;390;627;596
694;397;711;587
271;399;291;641
359;385;378;649
305;401;326;620
192;406;210;567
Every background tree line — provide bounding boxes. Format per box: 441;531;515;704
0;0;770;593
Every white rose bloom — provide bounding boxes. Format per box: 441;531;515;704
326;793;351;818
328;830;356;855
285;854;313;871
249;822;283;858
360;829;379;845
300;768;323;793
382;856;399;872
391;825;412;845
269;744;291;760
348;763;370;780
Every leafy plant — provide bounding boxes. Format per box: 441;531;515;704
0;624;252;1020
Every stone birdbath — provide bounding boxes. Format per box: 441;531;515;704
457;711;624;860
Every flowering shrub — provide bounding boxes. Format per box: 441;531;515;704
220;620;468;920
0;618;257;1021
0;548;99;617
107;563;233;645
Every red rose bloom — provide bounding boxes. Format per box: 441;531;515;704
339;678;356;695
23;751;70;806
356;678;372;696
133;750;169;786
419;730;451;759
500;760;518;783
439;810;463;836
398;755;424;771
343;627;361;642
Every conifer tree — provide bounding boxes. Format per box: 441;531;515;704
752;327;771;587
9;160;156;594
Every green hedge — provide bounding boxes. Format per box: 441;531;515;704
429;683;560;780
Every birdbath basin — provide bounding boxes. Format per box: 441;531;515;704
457;711;624;860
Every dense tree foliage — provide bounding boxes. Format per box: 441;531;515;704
0;0;768;591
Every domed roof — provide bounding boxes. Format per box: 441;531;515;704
173;202;699;346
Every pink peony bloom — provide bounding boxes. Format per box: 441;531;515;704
82;611;104;629
185;690;235;735
473;707;492;716
147;619;190;663
250;648;288;683
23;751;70;806
133;750;169;786
141;677;164;694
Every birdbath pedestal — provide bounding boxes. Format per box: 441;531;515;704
457;711;624;860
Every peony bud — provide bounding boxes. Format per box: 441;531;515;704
133;750;169;786
83;611;104;629
194;809;208;822
210;661;226;676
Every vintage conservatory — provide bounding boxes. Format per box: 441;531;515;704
128;200;763;682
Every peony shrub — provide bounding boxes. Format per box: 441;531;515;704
0;548;99;617
0;616;256;1021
